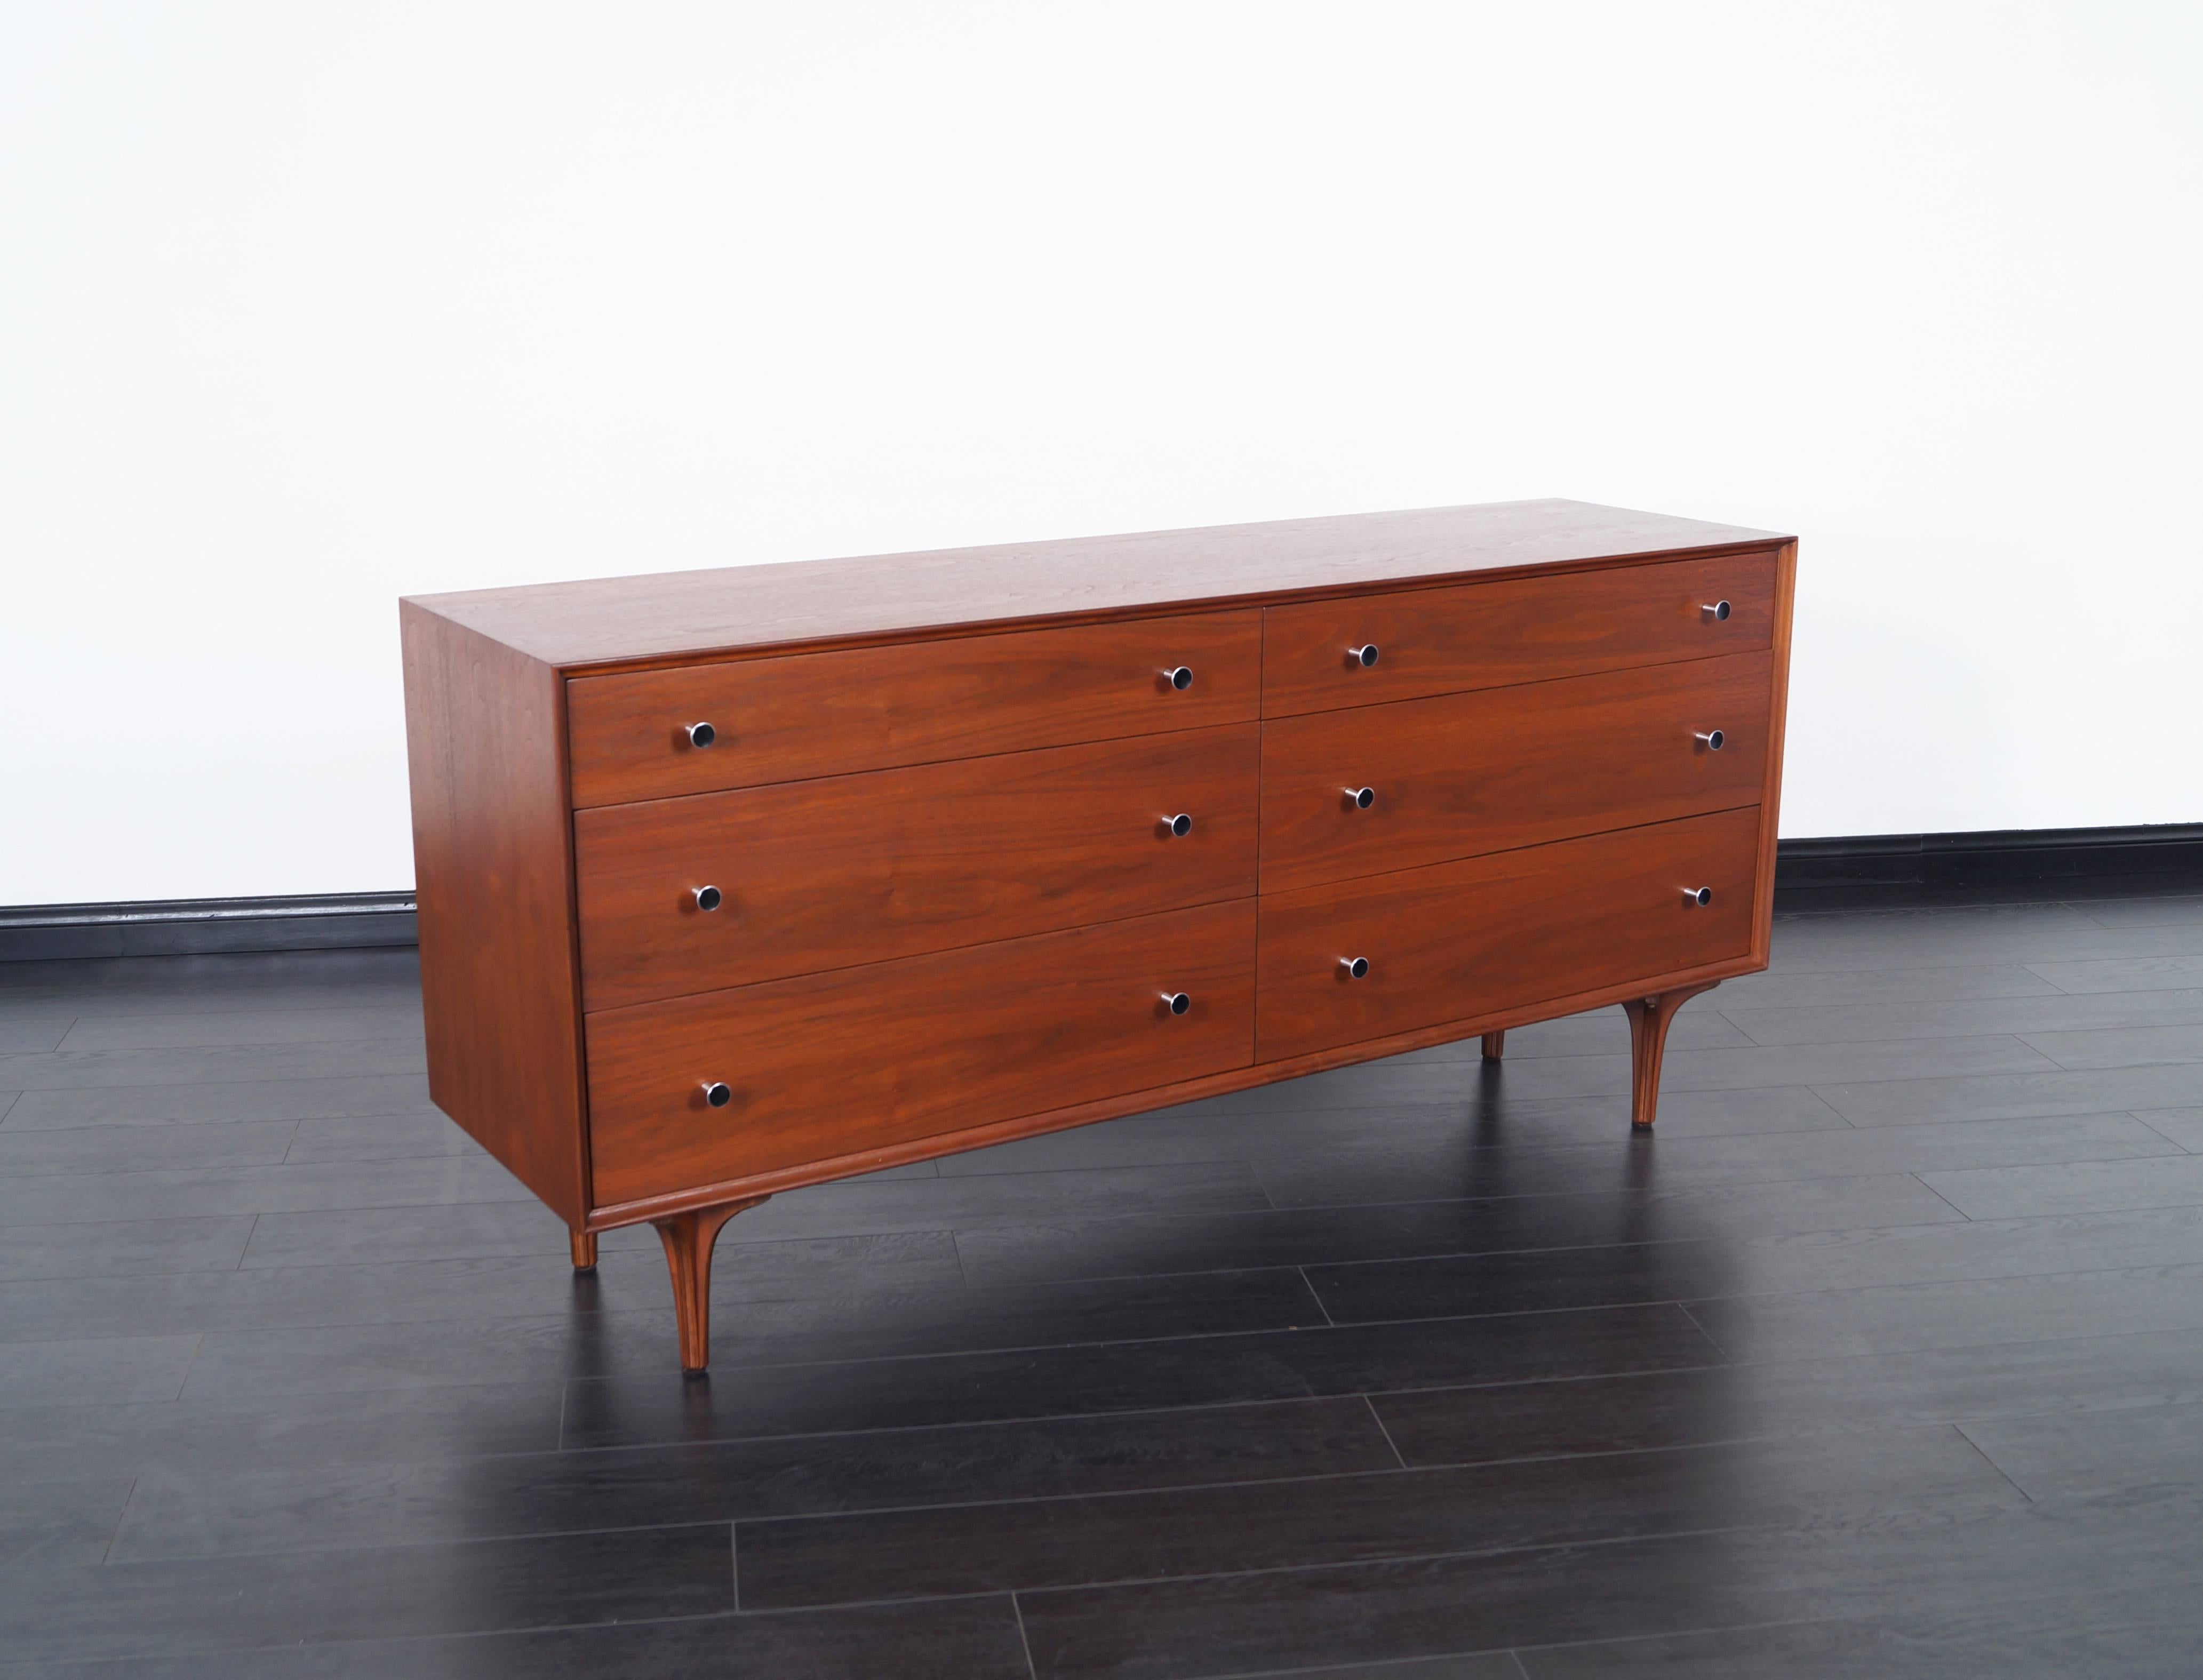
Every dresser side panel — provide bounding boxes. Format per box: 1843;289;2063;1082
1751;540;1800;967
400;601;590;1224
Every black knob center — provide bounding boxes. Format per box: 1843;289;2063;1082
1169;666;1193;691
703;1081;732;1107
1169;813;1193;837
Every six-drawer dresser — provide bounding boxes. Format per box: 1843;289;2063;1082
400;500;1797;1371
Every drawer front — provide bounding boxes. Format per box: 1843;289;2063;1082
576;724;1260;1010
1259;652;1771;893
1255;807;1759;1062
587;900;1257;1205
568;611;1262;807
1262;552;1775;717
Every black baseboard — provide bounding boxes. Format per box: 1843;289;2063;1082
1774;821;2203;909
0;893;417;964
3;823;2198;962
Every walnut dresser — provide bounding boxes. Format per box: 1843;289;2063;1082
400;500;1797;1372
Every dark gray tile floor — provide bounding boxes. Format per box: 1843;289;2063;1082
3;890;2203;1676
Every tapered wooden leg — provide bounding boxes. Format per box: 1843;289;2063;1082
651;1196;769;1374
1481;1030;1506;1061
569;1229;598;1272
1622;982;1719;1132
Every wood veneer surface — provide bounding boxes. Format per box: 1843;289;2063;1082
1254;807;1760;1062
1258;652;1773;894
404;500;1788;668
585;899;1258;1203
566;610;1260;807
574;724;1260;1009
1259;551;1776;717
398;603;590;1225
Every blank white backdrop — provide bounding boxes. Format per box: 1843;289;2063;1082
4;2;2199;904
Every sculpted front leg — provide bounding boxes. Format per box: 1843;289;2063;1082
1622;983;1719;1132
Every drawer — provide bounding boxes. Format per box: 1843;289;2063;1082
586;899;1257;1205
1255;807;1759;1062
1261;552;1775;716
576;724;1260;1009
567;610;1262;807
1259;651;1771;893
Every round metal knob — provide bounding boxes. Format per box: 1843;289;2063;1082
1695;729;1725;751
1346;786;1376;810
1350;644;1380;669
692;885;723;911
701;1081;732;1107
1162;991;1191;1015
1167;813;1193;838
1340;956;1369;979
685;722;717;748
1683;886;1713;907
1165;666;1193;691
1702;600;1731;622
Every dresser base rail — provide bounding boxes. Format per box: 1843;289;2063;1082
581;951;1759;1239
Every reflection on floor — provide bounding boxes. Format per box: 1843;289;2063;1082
5;887;2203;1676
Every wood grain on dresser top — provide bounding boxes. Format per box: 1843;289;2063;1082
402;500;1789;669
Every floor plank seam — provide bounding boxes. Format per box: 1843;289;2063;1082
1012;1590;1039;1680
1296;1266;1334;1326
912;1517;1907;1613
168;1331;204;1403
1673;1300;1731;1360
1362;1393;1408;1470
99;1474;136;1567
2127;1111;2198;1154
1951;1420;2037;1503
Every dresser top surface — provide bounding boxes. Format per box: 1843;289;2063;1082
403;498;1791;668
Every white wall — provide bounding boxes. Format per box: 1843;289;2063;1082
4;2;2199;905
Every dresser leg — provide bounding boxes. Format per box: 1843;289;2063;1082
569;1229;598;1273
1481;1030;1506;1061
1622;983;1719;1132
651;1197;770;1374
